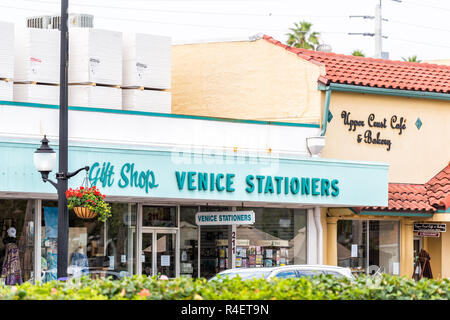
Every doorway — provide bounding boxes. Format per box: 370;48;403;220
141;228;177;278
413;236;423;260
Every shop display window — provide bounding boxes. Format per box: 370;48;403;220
198;206;230;279
236;207;307;268
105;203;137;279
337;220;400;276
179;207;198;278
41;201;136;281
0;199;35;284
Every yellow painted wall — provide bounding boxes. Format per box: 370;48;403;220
424;59;450;66
427;236;442;279
172;39;324;123
439;224;450;279
322;91;450;184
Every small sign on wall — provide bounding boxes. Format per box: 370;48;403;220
418;231;440;238
414;223;446;233
351;244;358;258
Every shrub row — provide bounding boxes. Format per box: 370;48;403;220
0;274;449;300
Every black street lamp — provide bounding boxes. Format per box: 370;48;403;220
34;136;90;279
34;0;89;279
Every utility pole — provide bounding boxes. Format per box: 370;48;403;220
57;0;69;279
374;1;382;58
349;0;402;59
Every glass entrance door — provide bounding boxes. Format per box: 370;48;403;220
141;233;153;276
141;229;177;277
156;233;176;278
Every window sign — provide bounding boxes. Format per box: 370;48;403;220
351;244;358;258
161;255;171;267
195;211;255;226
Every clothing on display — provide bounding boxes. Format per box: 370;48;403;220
1;228;23;285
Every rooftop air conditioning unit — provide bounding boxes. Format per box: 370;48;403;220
26;16;52;29
26;14;94;29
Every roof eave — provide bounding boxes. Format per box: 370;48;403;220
318;82;450;101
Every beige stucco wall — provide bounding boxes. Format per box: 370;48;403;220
424;59;450;66
172;39;324;123
322;91;450;184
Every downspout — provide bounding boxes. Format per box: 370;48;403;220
317;86;329;264
314;207;323;265
320;86;332;136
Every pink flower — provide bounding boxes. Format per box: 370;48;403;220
51;288;57;295
138;288;150;297
159;275;169;280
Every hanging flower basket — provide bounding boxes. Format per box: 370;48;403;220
66;186;112;222
73;206;97;219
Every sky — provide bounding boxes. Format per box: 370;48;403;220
0;0;449;61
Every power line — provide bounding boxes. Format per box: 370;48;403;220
0;3;347;33
94;14;348;33
390;37;450;49
390;20;450;33
403;0;450;12
0;3;53;14
17;0;348;18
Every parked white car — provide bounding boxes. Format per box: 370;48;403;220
209;265;355;281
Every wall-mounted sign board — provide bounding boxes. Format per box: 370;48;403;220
418;231;440;238
414;223;446;233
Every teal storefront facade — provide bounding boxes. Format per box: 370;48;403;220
0;137;388;281
1;140;388;206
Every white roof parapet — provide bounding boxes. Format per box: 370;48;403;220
0;102;320;159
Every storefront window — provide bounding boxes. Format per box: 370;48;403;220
105;203;137;279
337;220;367;274
236;208;307;268
0;199;35;284
180;206;199;278
41;201;137;281
199;206;230;279
337;220;400;276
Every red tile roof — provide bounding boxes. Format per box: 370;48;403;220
263;35;450;94
360;162;450;213
426;163;450;209
363;184;435;213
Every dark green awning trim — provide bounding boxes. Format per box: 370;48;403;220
319;83;450;101
352;209;433;218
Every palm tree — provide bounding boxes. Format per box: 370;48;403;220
286;21;320;50
351;50;365;57
402;55;421;62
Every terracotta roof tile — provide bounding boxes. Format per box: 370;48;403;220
263;35;450;94
361;162;450;214
425;163;450;209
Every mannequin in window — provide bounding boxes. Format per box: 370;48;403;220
1;227;23;285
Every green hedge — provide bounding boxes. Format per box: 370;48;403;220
0;274;449;300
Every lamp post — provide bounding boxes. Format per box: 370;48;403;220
34;136;90;279
33;0;89;280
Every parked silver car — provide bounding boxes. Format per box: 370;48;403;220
209;265;355;281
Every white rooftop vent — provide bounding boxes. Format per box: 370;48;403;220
316;43;332;52
249;33;263;41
